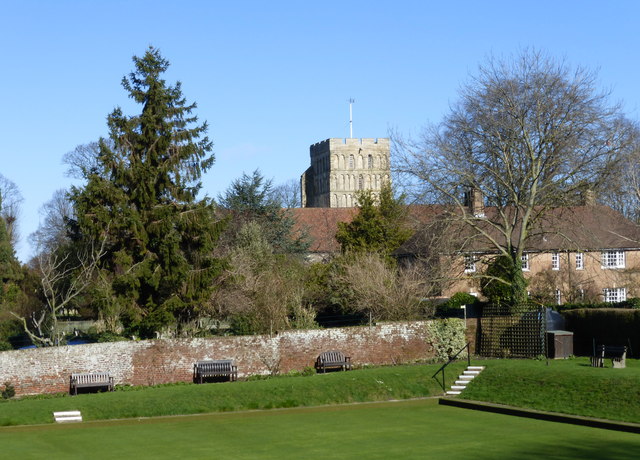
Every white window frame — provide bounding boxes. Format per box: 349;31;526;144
575;252;584;270
601;250;625;269
521;253;529;271
603;287;626;303
464;255;476;273
551;252;560;270
555;289;562;305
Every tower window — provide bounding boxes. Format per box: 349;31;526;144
349;154;354;169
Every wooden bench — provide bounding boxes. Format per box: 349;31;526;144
591;345;627;368
69;373;114;395
315;351;352;373
193;360;238;383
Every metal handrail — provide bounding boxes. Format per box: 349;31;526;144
431;342;471;392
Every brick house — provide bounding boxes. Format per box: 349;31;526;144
292;202;640;304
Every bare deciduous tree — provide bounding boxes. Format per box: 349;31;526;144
394;49;638;303
12;236;107;346
29;189;75;254
272;179;302;209
336;252;433;321
62;141;104;180
210;222;315;335
599;132;640;222
0;174;23;247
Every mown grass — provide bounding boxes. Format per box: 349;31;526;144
462;357;640;423
0;362;466;426
2;399;639;459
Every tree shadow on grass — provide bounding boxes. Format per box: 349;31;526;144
487;438;640;460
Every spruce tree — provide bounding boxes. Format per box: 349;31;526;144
218;169;309;254
70;47;224;337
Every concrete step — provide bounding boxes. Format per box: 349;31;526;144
446;365;485;397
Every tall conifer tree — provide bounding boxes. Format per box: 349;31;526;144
336;183;412;258
70;47;224;337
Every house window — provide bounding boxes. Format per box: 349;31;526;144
367;154;373;169
464;255;476;273
575;253;584;270
358;175;364;190
603;287;626;303
601;250;625;269
552;252;560;270
521;253;529;271
555;289;562;305
349;154;355;169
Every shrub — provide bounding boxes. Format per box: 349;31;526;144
426;318;467;361
1;382;15;399
436;292;478;317
554;297;640;312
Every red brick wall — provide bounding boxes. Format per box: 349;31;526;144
0;321;439;396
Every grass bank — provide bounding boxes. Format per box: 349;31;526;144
462;357;640;423
0;362;465;426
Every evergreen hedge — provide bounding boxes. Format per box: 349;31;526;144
562;308;640;357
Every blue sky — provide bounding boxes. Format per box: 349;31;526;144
2;0;639;262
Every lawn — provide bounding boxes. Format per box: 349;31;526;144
461;357;640;423
0;363;467;426
1;399;639;459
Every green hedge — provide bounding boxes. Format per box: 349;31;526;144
562;308;640;357
553;297;640;312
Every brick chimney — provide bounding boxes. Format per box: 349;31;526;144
580;189;596;206
464;187;485;217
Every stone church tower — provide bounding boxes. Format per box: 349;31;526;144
300;138;390;208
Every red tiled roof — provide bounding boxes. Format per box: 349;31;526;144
291;207;357;253
399;205;640;255
290;205;445;254
291;204;640;255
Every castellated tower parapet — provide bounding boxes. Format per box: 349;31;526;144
301;138;391;208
